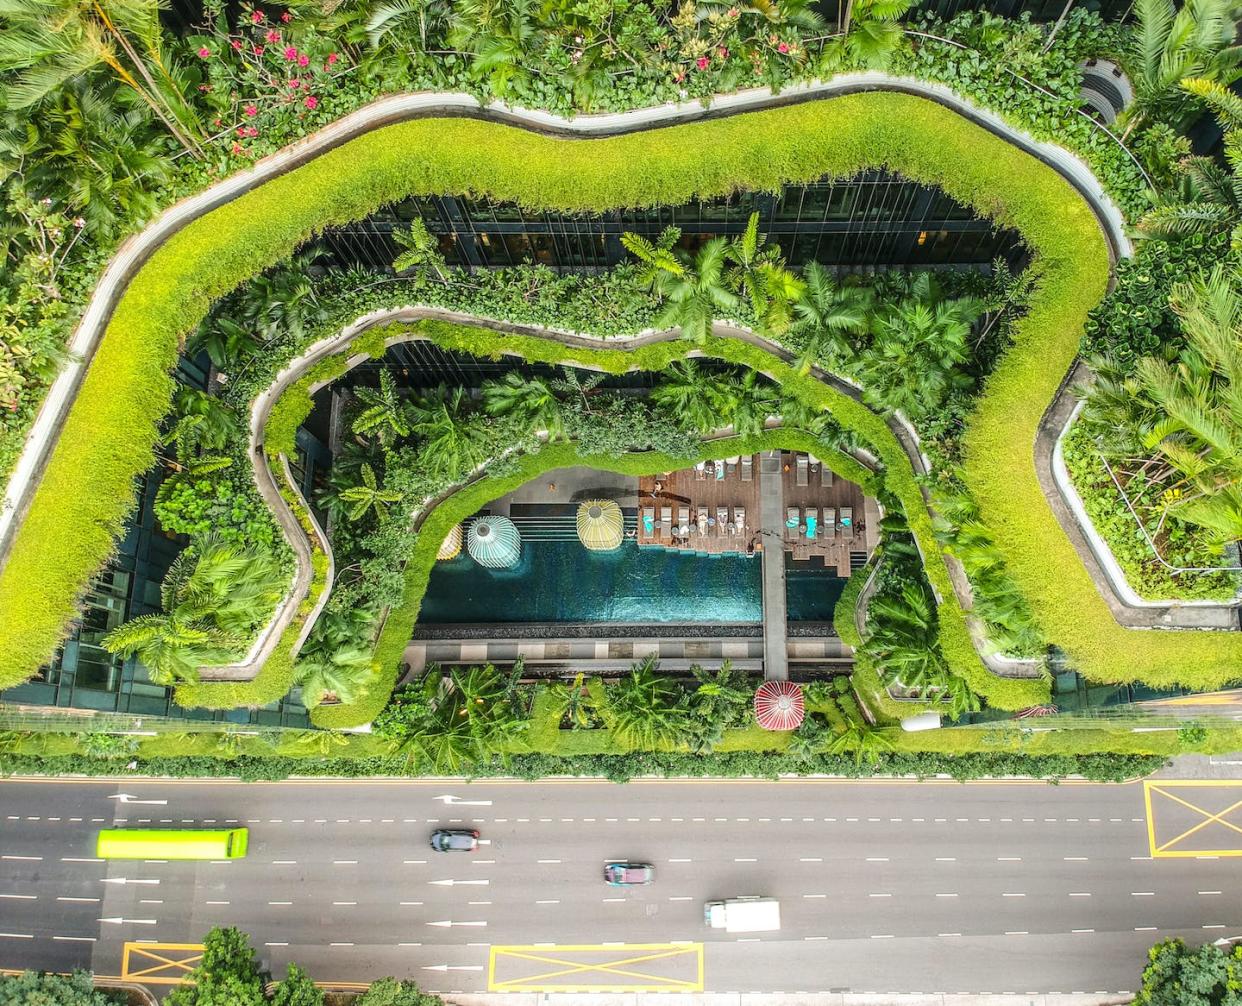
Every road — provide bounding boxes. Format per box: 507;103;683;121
1;776;1240;997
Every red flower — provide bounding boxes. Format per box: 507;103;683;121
696;55;710;70
265;29;280;42
232;142;244;154
251;8;264;21
197;46;211;58
304;95;318;109
297;53;309;66
717;45;728;58
326;52;339;66
253;44;265;54
230;38;243;50
283;45;298;60
777;40;789;53
244;104;258;116
236;126;248;137
245;125;259;137
288;78;302;89
280;10;291;21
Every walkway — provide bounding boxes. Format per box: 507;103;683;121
759;451;788;681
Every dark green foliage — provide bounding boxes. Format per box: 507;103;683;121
356;979;445;1006
270;965;324;1006
1135;939;1242;1006
0;971;121;1006
167;927;266;1006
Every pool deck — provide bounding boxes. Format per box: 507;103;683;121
635;451;879;575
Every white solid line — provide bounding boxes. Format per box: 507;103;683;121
537;859;561;864
1;856;41;861
1072;929;1095;934
333;860;357;865
667;858;692;863
53;936;96;942
535;900;560;905
1005;931;1029;936
1199;891;1223;895
870;935;894;940
734;858;757;863
800;858;823;863
206;901;230;905
1069;892;1091;897
935;857;956;862
866;857;889;862
1132;892;1155;896
0;934;33;939
56;897;99;903
61;857;103;863
0;894;35;900
936;893;958;898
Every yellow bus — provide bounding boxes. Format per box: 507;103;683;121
96;828;249;860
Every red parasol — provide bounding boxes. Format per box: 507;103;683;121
754;680;805;731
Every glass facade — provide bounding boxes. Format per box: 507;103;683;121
321;172;1025;276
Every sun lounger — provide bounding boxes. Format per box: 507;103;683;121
734;506;745;535
786;506;800;538
740;455;753;482
726;455;739;475
714;461;725;481
822;464;833;487
840;506;853;534
678;506;690;536
716;507;729;535
696;507;709;535
796;453;809;487
823;508;836;540
642;507;655;536
660;506;672;537
805;507;818;540
695;461;707;481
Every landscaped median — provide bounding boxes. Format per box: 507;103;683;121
0;87;1233;708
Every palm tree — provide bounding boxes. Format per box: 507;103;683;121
718;368;779;437
446;0;543;95
0;0;203;155
604;656;691;750
825;719;895;766
1118;0;1242;138
352;371;412;446
724;212;804;335
832;0;912;69
295;646;374;706
409;385;490;480
366;0;453;50
862;581;949;692
623;232;739;344
338;462;402;521
620;226;683;296
858;273;980;418
103;537;286;684
650;361;726;433
546;672;596;729
481;372;565;439
391;218;448;282
789;262;872;374
1139;78;1242;249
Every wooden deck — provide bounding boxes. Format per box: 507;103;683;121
636;451;878;575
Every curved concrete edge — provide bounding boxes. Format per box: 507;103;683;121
1042;364;1242;629
0;73;1134;561
212;305;1047;689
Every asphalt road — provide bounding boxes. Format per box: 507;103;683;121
1;776;1240;997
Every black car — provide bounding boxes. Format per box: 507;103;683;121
430;828;480;852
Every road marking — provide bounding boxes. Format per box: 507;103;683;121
0;894;35;900
938;933;961;938
205;901;230;905
487;942;705;993
537;859;562;864
866;857;888;862
733;858;757;863
1002;893;1026;897
536;900;560;905
668;858;692;863
668;897;693;902
870;935;894;940
0;933;33;939
1;855;41;861
61;857;103;863
1132;892;1155;896
936;893;958;898
1005;931;1029;936
1071;930;1095;934
332;901;357;906
998;857;1021;862
269;901;292;906
802;894;827;899
868;893;892;898
53;936;96;942
1199;891;1223;895
1064;857;1088;862
1069;893;1091;897
333;860;357;865
57;897;99;903
935;857;956;862
121;942;204;985
1144;781;1242;858
799;858;822;863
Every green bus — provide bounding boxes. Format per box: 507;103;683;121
96;828;249;860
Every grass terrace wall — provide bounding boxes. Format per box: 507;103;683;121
1;90;1232;708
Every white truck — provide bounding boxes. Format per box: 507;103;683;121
703;896;781;933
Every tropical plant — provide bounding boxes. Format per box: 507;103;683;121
622;232;739;343
102;537;287;684
352;371;413;446
604;656;691;749
391;218;448;282
863;580;949;691
270;964;324;1006
825;719;894;765
828;0;912;68
545;672;598;729
1118;0;1242;137
366;0;454;51
725;212;804;334
857;272;982;418
408;385;491;479
788;262;872;374
446;0;544;94
0;0;203;154
787;713;830;759
481;371;565;439
620;225;682;296
339;462;402;521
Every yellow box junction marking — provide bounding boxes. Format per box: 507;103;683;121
1144;781;1242;858
488;942;704;992
120;942;203;985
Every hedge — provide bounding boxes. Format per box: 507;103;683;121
2;90;1236;706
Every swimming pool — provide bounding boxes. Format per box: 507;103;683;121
419;540;843;624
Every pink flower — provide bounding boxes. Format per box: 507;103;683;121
297;53;309;67
232;142;244;154
283;45;298;60
672;69;685;82
280;10;291;21
236;126;247;137
197;46;211;58
198;83;210;91
265;29;281;42
304;95;318;109
326;52;338;65
727;5;739;14
288;78;302;89
777;40;789;53
245;125;259;137
253;44;265;54
251;8;264;21
244;104;258;116
230;38;243;50
696;55;710;70
717;45;729;58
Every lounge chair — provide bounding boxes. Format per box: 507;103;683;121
726;455;739;475
714;461;725;481
823;508;836;540
840;506;853;535
695;461;707;481
822;464;833;487
642;507;655;536
786;506;800;538
740;455;753;482
796;453;809;487
805;507;818;540
716;506;729;535
696;507;709;536
678;506;690;536
660;506;672;538
734;506;745;535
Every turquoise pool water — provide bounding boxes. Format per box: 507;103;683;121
419;540;843;624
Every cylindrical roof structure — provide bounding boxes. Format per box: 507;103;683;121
436;523;463;561
467;515;521;569
576;499;624;552
754;680;805;731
